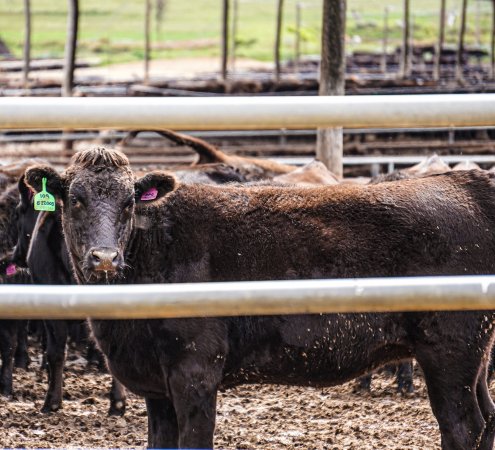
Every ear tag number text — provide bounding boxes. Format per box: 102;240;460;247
34;177;56;212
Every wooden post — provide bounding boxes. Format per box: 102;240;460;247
315;0;346;178
62;0;79;97
144;0;151;84
155;0;165;38
456;0;468;84
231;0;238;73
400;0;410;78
381;6;389;74
63;0;79;151
434;0;446;82
22;0;31;89
491;0;495;80
274;0;284;82
221;0;229;82
294;2;301;74
475;0;481;47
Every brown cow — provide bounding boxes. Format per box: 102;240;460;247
25;148;495;450
120;129;296;181
369;154;451;184
272;160;339;186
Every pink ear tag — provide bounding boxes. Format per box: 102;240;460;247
6;263;17;276
140;187;158;201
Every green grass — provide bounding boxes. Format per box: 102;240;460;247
0;0;493;66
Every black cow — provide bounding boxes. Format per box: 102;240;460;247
0;258;31;397
25;148;495;450
13;174;126;416
0;176;34;397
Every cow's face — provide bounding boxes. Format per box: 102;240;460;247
25;149;176;284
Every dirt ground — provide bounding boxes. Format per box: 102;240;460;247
0;337;475;450
2;57;274;84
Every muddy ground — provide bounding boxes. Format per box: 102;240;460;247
0;339;481;449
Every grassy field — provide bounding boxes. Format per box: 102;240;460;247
0;0;493;66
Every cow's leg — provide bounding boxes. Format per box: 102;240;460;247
145;397;178;449
487;345;495;382
86;340;106;370
396;361;414;394
41;320;68;413
169;364;220;448
476;360;495;449
355;374;372;392
108;377;126;416
0;321;18;397
416;347;485;450
14;320;30;370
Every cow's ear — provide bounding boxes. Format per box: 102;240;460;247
24;165;64;197
17;174;34;205
135;171;177;204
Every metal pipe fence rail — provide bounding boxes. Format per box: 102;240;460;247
2;126;495;143
1;276;495;319
278;155;495;173
1;94;495;319
1;94;495;130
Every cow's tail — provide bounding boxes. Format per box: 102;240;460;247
119;129;228;164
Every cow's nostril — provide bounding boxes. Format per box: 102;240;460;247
89;248;120;271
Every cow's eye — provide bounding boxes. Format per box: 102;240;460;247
122;197;134;211
70;196;83;209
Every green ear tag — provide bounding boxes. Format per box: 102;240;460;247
34;177;56;212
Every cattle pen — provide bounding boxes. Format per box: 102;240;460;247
3;94;495;449
0;93;495;316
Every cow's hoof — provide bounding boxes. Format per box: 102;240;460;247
0;384;13;398
14;356;30;371
41;402;61;414
398;384;415;397
108;400;126;417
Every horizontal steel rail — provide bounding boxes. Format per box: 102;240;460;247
1;276;495;319
2;126;495;143
1;94;495;130
276;154;495;167
1;96;495;319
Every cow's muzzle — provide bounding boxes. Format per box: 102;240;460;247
86;247;123;273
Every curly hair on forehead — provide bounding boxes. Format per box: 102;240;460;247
70;147;130;170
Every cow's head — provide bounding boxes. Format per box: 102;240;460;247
25;148;176;283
